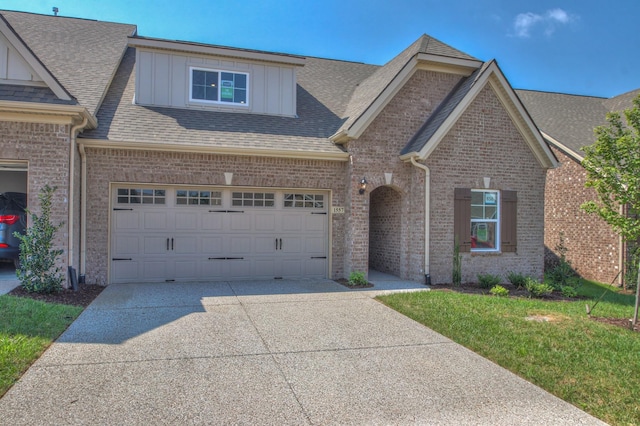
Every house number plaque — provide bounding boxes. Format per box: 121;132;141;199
331;206;345;214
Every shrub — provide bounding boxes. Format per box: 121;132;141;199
348;271;368;286
547;232;576;289
525;278;554;298
477;273;501;289
490;285;509;297
560;286;578;298
506;271;527;289
14;185;64;294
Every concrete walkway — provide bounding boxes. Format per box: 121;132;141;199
0;279;604;425
0;261;18;295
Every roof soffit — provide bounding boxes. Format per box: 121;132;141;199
0;15;72;101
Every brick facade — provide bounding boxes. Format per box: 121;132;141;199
426;85;547;284
544;146;620;284
0;121;72;283
83;148;348;284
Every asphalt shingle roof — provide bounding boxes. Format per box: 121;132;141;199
0;10;136;115
0;84;75;104
517;90;616;156
338;34;479;134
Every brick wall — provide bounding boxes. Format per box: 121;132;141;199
544;146;620;284
347;69;461;281
426;85;547;284
0;121;71;283
369;186;402;275
83;148;348;284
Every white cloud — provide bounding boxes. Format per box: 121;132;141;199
513;8;577;38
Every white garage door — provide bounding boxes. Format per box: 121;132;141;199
110;186;328;283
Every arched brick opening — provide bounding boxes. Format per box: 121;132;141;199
369;185;402;276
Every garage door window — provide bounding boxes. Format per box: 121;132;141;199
117;188;165;205
284;193;324;208
232;192;275;207
176;189;222;206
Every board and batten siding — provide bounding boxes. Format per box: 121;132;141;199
135;48;297;117
0;32;43;82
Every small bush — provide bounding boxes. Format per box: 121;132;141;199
560;286;578;298
490;285;509;297
477;273;501;289
348;271;368;286
547;232;576;289
506;271;527;289
525;278;554;298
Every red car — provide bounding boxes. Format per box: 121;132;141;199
0;192;27;268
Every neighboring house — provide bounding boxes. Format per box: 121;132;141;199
0;10;557;286
518;88;640;285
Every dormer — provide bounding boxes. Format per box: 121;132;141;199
129;37;305;117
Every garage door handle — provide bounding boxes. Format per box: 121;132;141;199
112;258;132;261
171;238;174;250
166;238;169;251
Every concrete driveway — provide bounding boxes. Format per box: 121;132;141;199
0;279;604;425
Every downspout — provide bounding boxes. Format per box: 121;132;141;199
68;117;88;278
410;155;431;285
78;142;87;279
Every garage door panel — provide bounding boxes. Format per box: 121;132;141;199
143;211;168;230
113;235;139;255
144;236;169;255
201;213;224;230
306;214;326;231
281;214;302;231
174;211;198;230
305;258;327;277
174;259;199;280
230;214;251;231
254;213;276;231
142;261;168;280
255;236;277;254
112;261;139;282
202;236;224;255
226;259;253;278
173;236;197;254
281;237;301;253
113;210;140;230
228;235;251;254
304;236;325;254
254;259;277;277
202;260;224;278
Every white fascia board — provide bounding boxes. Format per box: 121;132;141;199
0;100;95;127
0;19;72;101
78;138;350;161
128;37;306;67
415;53;483;75
487;69;558;169
542;131;584;163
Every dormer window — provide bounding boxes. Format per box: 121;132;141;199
189;67;248;106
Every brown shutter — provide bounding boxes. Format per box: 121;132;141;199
454;188;472;252
501;190;517;253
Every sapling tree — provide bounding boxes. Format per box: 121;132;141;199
14;185;65;294
581;94;640;324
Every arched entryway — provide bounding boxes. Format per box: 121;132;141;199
369;185;403;277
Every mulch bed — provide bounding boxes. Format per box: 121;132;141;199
8;284;105;308
430;282;639;333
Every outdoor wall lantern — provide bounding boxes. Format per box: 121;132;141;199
358;177;368;195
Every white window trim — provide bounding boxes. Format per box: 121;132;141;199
470;189;500;252
188;66;250;107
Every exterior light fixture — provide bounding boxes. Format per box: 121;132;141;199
358;177;367;195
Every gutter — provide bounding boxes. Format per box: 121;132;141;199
409;155;431;285
68;117;89;283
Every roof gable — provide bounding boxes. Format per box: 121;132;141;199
401;61;557;169
0;14;72;101
332;34;482;143
0;10;136;116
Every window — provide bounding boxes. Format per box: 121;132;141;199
176;189;222;206
471;190;499;251
190;67;248;106
232;192;275;207
284;193;324;208
117;188;165;205
454;188;517;253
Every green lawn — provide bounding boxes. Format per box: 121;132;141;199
0;295;82;397
378;281;639;426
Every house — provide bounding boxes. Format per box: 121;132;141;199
518;88;640;285
0;10;557;286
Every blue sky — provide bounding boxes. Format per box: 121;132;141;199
4;1;639;98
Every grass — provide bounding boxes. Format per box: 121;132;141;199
378;280;640;426
0;295;82;397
